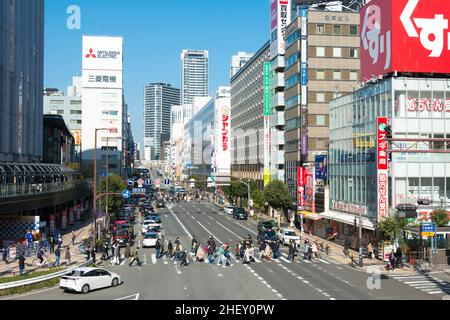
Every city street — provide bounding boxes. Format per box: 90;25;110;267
5;197;449;301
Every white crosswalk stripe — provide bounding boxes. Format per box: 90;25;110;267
392;275;450;295
151;253;157;264
280;256;292;264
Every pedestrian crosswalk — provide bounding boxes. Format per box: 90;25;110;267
392;275;450;295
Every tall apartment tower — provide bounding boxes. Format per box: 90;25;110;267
180;50;209;105
0;0;45;163
143;83;180;161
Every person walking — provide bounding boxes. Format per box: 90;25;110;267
168;240;173;258
223;246;232;267
55;246;61;267
288;240;294;261
111;241;116;261
129;247;142;267
49;236;55;254
71;231;76;246
367;243;374;259
155;239;161;259
395;247;403;268
235;242;241;260
389;249;396;271
65;246;71;264
26;230;33;248
2;245;8;264
58;234;63;247
114;243;121;265
18;253;25;276
124;242;131;259
160;237;165;258
207;236;216;264
180;250;189;267
195;244;205;263
259;241;267;259
91;247;96;265
191;235;198;254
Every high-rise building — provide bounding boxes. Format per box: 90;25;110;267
0;0;45;162
230;52;254;78
180;49;209;105
283;8;360;206
230;41;271;190
143;83;180;161
81;35;126;177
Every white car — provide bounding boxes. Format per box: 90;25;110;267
143;232;158;247
277;228;301;246
142;220;161;234
59;267;121;294
224;206;235;215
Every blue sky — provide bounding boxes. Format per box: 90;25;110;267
44;0;270;149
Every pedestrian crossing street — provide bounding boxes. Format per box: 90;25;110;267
106;251;335;269
392;274;450;296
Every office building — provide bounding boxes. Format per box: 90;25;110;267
230;52;254;78
143;83;180;161
43;115;75;165
283;8;360;210
230;41;271;189
0;0;44;162
181;49;209;105
81;35;125;177
44;77;83;162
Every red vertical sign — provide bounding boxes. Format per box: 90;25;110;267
297;167;305;210
377;117;389;220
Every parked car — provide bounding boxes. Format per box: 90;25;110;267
147;225;164;239
113;220;128;232
142;219;161;234
156;199;165;208
142;232;159;248
113;229;129;247
60;267;121;294
144;213;161;224
257;219;277;233
224;205;235;215
277;228;301;246
116;223;134;239
232;207;248;220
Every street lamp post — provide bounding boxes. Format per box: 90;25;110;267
93;128;114;246
238;180;251;213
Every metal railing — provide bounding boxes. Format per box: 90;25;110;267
0;259;92;291
0;180;89;199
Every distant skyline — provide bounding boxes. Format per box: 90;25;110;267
44;0;270;151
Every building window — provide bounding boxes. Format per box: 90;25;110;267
316;47;325;57
286;117;301;131
333;48;342;57
57;110;64;115
333;25;341;35
285;74;299;89
70;110;82;115
316;93;325;102
316;69;325;80
333;70;341;80
316;115;326;126
285;95;300;110
350;48;358;58
350;25;358;36
350;71;358;81
286;53;300;69
286;30;300;48
316;24;324;34
50;100;64;105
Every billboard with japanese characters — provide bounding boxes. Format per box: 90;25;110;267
361;0;450;82
377;117;389;220
82;36;123;88
270;0;291;59
215;93;231;180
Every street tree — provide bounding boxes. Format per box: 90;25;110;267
378;212;408;243
100;174;126;213
431;208;449;227
264;180;291;211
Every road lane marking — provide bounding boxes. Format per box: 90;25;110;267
318;259;331;264
233;222;258;235
151;254;157;264
115;293;140;300
216;221;242;239
169;207;193;239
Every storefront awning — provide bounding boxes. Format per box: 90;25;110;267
297;211;324;221
319;210;376;231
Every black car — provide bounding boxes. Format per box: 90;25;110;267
257;220;276;233
257;230;278;244
232;207;248;220
156;200;165;208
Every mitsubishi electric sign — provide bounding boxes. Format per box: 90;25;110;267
361;0;450;82
82;36;123;89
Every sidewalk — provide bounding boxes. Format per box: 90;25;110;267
0;220;92;278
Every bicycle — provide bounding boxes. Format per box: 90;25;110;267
32;255;55;268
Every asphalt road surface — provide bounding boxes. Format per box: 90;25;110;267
4;199;449;300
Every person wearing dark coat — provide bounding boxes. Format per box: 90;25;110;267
18;254;25;275
389;250;397;270
180;250;189;267
49;236;55;254
395;247;403;268
288;241;294;260
168;240;173;258
155;239;161;259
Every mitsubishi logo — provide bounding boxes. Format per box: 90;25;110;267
85;48;96;58
400;0;449;57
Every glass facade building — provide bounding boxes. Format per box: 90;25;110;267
329;77;450;233
0;0;45;162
